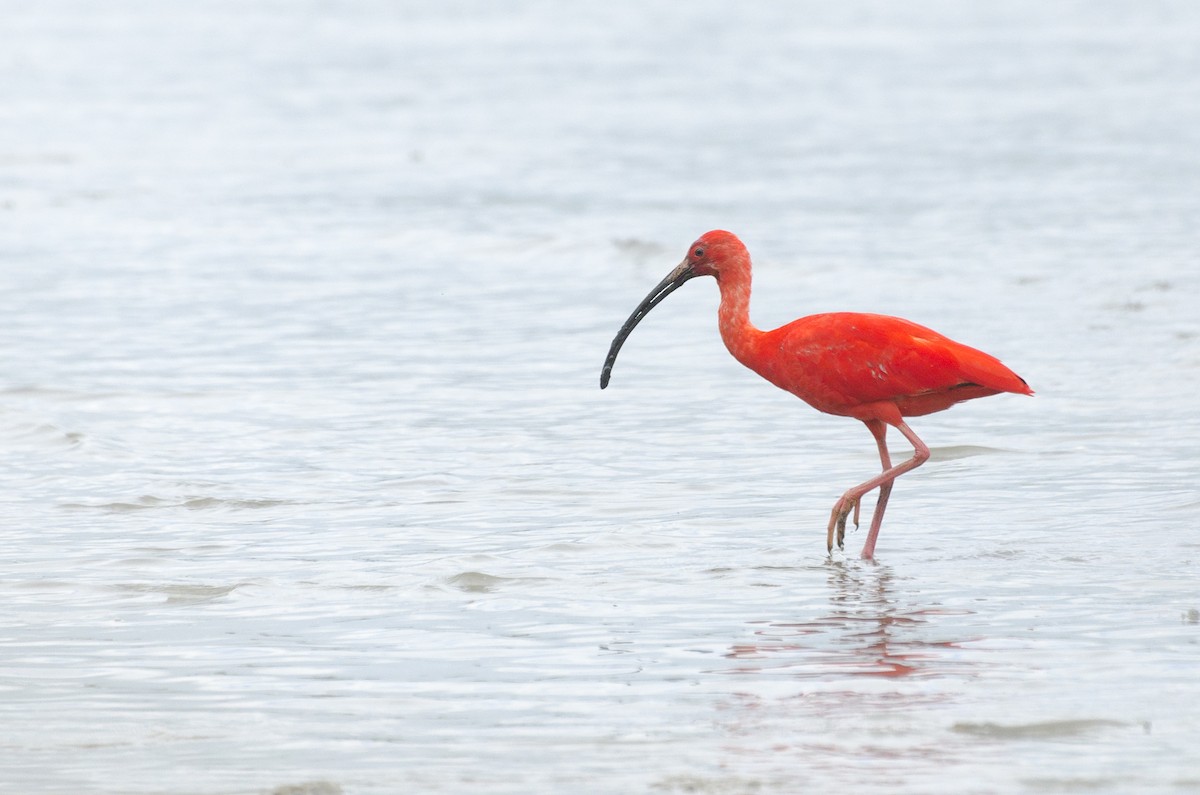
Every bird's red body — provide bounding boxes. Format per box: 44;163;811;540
600;230;1032;559
738;312;1030;422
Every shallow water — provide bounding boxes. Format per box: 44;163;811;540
2;1;1200;793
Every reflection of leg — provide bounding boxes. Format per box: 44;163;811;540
859;420;929;560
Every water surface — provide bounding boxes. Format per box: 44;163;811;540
2;2;1200;793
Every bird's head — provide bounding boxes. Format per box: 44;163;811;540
683;229;746;278
599;230;748;388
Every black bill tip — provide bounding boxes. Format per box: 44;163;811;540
598;260;695;390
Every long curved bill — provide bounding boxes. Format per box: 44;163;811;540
600;259;696;389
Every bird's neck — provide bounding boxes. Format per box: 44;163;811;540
715;263;763;370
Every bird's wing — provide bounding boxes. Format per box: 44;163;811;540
761;313;1025;413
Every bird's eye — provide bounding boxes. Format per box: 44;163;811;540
693;247;705;258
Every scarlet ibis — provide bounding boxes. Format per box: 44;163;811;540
600;230;1032;559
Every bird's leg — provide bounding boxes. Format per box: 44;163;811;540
825;420;930;559
827;421;887;552
859;421;929;559
866;421;893;550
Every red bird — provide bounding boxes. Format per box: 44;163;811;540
600;230;1032;559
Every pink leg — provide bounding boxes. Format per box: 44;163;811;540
826;420;930;559
828;420;888;552
860;421;895;551
859;421;900;560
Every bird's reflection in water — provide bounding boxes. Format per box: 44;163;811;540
724;559;977;679
708;561;982;782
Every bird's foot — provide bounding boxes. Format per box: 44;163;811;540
837;498;862;549
826;495;861;553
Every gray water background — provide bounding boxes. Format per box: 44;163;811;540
2;1;1199;793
